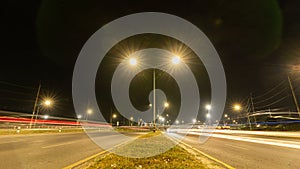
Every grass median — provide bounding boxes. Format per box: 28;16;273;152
85;131;223;169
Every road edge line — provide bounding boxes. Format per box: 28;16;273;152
167;134;235;169
62;131;150;169
62;150;108;169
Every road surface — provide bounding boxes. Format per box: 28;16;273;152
0;131;142;169
168;130;300;169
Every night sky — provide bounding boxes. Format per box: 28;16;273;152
1;0;300;122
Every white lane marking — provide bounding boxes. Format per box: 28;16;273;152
42;140;80;149
186;131;300;149
224;144;249;150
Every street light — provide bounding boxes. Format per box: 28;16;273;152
233;104;241;125
77;114;82;125
86;108;93;121
192;118;196;123
128;56;180;131
205;104;211;126
172;56;181;64
44;99;52;106
44;115;49;119
129;58;137;65
33;98;54;126
205;104;211;110
129;116;134;126
233;104;241;111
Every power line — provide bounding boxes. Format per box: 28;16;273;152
255;95;290;110
0;81;36;90
253;87;288;105
253;81;286;99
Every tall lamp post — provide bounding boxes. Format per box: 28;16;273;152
129;55;180;131
112;114;117;126
233;104;241;124
205;104;211;126
86;108;93;121
33;99;53;127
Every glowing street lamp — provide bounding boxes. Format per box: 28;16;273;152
128;55;180;131
205;104;211;110
32;98;54;126
205;104;211;126
232;104;242;124
86;109;93;121
44;115;49;119
192;118;197;123
87;109;93;115
77;114;82;125
233;104;241;111
129;116;134;126
44;99;52;106
172;56;181;64
129;58;137;65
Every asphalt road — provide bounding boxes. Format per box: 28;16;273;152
168;131;300;169
2;129;299;169
0;131;143;169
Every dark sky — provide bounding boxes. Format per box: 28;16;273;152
1;0;300;121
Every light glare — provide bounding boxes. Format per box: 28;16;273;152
205;104;211;110
172;56;181;64
233;104;241;111
129;58;137;65
44;100;52;106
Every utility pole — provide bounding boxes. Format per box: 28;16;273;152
288;75;300;117
250;93;255;113
30;81;41;128
250;93;257;125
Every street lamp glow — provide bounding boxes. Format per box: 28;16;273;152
113;114;117;118
224;114;228;118
77;115;82;119
233;104;241;111
129;58;137;65
87;109;93;114
205;104;211;110
176;120;179;124
192;118;196;123
164;102;169;108
206;113;211;118
44;99;52;106
149;103;152;107
172;56;181;64
44;115;49;119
